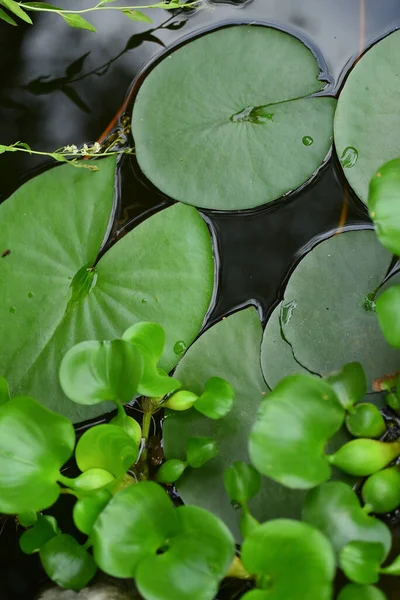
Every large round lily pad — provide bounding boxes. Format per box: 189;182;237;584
280;229;399;390
334;30;400;203
132;25;336;210
0;158;214;422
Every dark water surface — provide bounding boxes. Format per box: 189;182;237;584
1;0;400;598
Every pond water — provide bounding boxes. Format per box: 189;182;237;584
1;0;400;598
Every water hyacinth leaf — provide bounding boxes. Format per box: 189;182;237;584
61;13;96;32
368;159;400;255
328;438;400;477
224;462;261;506
339;541;384;585
122;322;180;397
59;339;143;406
376;285;400;348
302;482;392;558
73;488;111;535
380;554;400;575
362;466;400;514
325;362;367;410
241;520;335;600
345;403;386;438
19;515;59;554
110;412;141;445
70;468;115;492
249;374;345;489
164;390;198;411
186;437;218;469
281;230;399;390
18;511;37;527
156;459;187;484
0;376;10;406
194;377;234;419
40;534;97;591
132;25;336;210
0;157;213;422
0;396;75;514
338;584;387;600
164;308;312;540
75;424;138;477
334;30;400;203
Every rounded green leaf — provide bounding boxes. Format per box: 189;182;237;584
194;377;235;420
156;459;187;484
122;322;181;397
362;466;400;514
339;541;385;585
17;510;37;527
19;515;59;554
70;468;115;492
328;439;400;477
249;374;345;489
136;505;235;600
73;488;111;535
40;534;97;591
75;424;138;477
0;396;75;513
0;156;214;423
280;230;398;390
241;520;335;600
345;404;386;438
302;482;392;558
224;462;261;506
164;390;198;411
376;285;400;348
132;25;336;210
380;554;400;575
368;159;400;255
59;339;143;406
338;584;387;600
325;363;367;410
186;437;218;469
110;412;142;445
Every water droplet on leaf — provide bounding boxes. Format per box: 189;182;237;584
28;292;34;298
302;136;314;146
340;146;358;168
281;299;297;325
9;307;16;314
141;298;147;304
173;340;187;355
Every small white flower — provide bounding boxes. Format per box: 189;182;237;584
65;144;79;154
93;142;101;154
81;143;90;156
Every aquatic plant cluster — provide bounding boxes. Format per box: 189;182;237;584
0;14;400;600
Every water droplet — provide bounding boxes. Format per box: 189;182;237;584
340;146;358;168
281;300;297;325
173;341;187;355
302;136;314;146
141;298;147;304
9;307;16;314
28;292;34;298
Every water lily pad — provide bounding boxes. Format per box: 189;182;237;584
280;230;399;390
334;30;400;203
0;158;214;422
132;25;336;210
163;307;313;540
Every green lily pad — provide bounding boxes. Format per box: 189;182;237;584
338;584;387;600
334;30;400;203
280;230;399;390
132;25;336;210
339;541;385;585
0;157;214;422
164;307;316;540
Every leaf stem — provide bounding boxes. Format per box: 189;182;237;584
21;1;197;16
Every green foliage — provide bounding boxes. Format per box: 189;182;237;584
339;541;385;585
362;466;400;514
156;459;187;484
73;489;112;535
186;437;218;468
368;159;400;255
327;439;400;476
325;363;367;411
376;285;400;348
224;462;261;507
345;404;386;438
19;515;59;554
338;584;388;600
40;534;97;590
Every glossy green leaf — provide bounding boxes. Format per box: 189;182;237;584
73;488;111;535
194;377;234;420
239;511;260;539
156;459;187;484
328;439;400;477
122;322;180;397
186;437;218;468
224;462;261;506
0;0;32;23
362;466;400;514
345;403;386;438
59;339;143;406
70;468;115;492
376;285;400;348
20;515;59;554
340;541;385;585
338;584;387;600
0;396;75;513
110;411;141;445
302;482;392;558
61;13;96;32
334;30;400;203
0;7;17;25
0;376;10;406
368;159;400;255
122;9;152;22
18;511;37;527
241;520;335;600
325;363;367;410
0;157;214;422
164;390;198;411
132;25;336;210
249;374;345;489
380;554;400;575
280;230;399;390
75;424;137;477
40;534;97;590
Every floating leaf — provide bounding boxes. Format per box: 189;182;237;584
73;488;111;535
325;363;367;410
241;520;335;600
164;390;198;411
0;396;75;513
224;462;261;506
362;466;400;514
249;374;345;489
110;411;141;445
339;541;385;585
0;157;214;422
368;159;400;255
156;459;187;483
334;30;400;203
280;230;399;390
302;482;392;558
194;377;234;419
338;584;387;600
20;515;59;554
61;13;96;32
186;437;218;468
40;534;97;590
345;403;386;438
132;25;336;210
